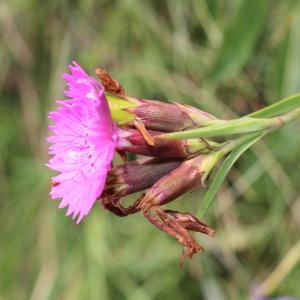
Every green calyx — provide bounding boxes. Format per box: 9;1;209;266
106;94;137;123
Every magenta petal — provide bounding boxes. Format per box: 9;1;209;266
47;61;118;222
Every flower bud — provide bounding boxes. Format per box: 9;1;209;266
119;154;220;261
124;99;217;132
104;158;183;198
117;128;220;158
96;69;218;132
135;154;219;210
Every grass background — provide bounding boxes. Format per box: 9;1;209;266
0;0;300;299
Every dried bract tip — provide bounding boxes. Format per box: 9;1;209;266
143;207;212;263
95;68;127;99
162;210;215;236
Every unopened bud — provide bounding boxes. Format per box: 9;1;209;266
124;99;217;132
96;69;218;132
122;154;220;260
117;128;220;158
104;158;182;198
135;154;221;210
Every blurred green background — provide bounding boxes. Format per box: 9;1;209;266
1;0;300;299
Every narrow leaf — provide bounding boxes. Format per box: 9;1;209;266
247;93;300;118
208;0;268;80
157;118;270;140
197;133;264;218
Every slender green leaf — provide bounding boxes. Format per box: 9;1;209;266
158;118;271;140
282;11;300;96
247;93;300;118
197;133;265;218
208;0;268;80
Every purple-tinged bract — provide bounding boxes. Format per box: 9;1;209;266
47;61;118;223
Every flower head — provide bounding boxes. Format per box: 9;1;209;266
47;61;118;223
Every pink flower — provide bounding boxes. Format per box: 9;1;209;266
47;61;118;223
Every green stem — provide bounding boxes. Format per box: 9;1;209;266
277;107;300;125
156;108;300;141
213;108;300;160
219;132;267;156
202;132;265;176
197;132;265;218
187;139;223;154
196;108;300;219
198;132;262;184
156;117;270;140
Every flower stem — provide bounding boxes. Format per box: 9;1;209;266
155;107;300;141
219;132;267;156
199;131;266;182
198;108;300;183
275;107;300;126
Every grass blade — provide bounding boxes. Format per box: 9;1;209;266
208;0;268;80
157;118;270;140
247;93;300;118
197;133;265;218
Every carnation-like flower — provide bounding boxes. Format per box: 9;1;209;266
47;61;118;223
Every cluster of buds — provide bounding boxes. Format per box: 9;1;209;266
95;68;223;261
46;59;300;267
47;62;226;261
